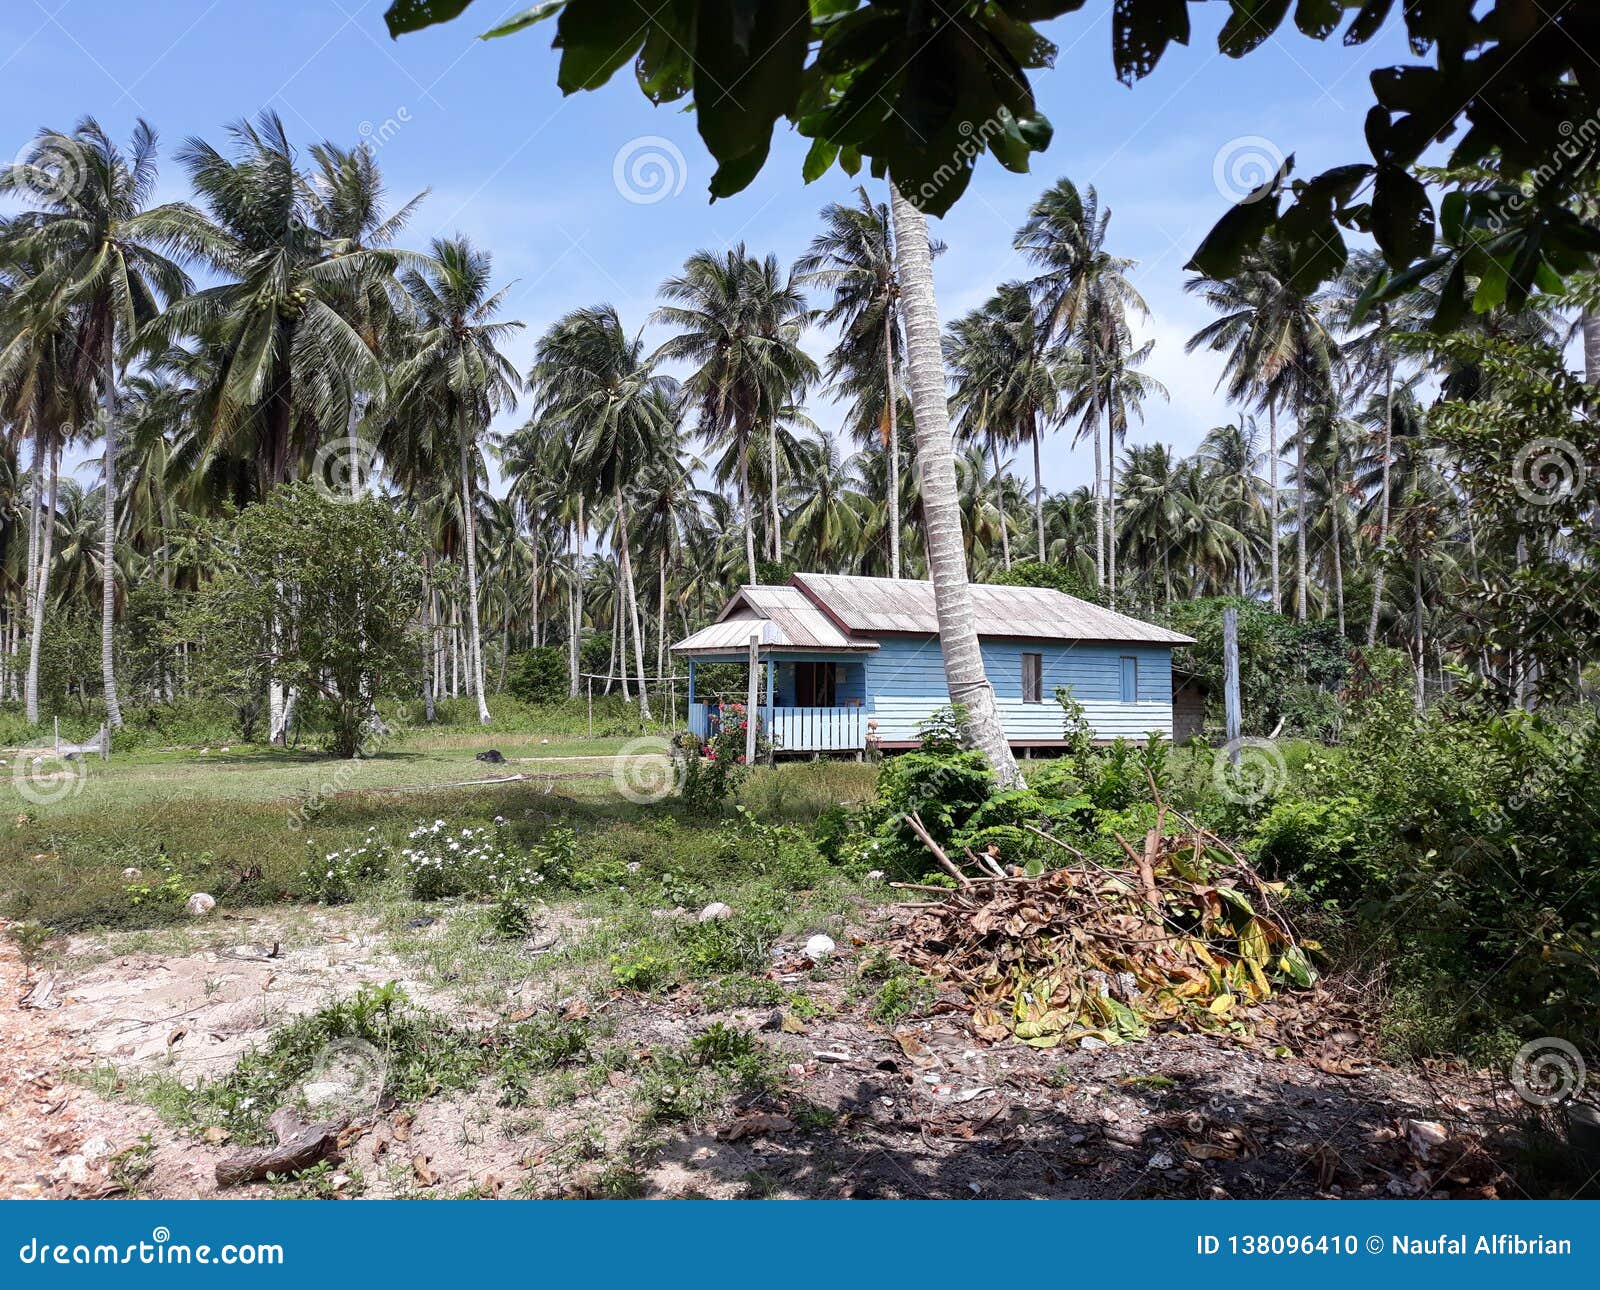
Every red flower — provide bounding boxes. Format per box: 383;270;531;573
737;755;746;764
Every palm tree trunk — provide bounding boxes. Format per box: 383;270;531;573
656;545;667;688
458;412;491;723
1090;348;1104;586
889;180;1021;787
570;504;585;697
739;422;757;584
1295;400;1307;622
884;307;902;578
23;412;42;676
422;554;436;723
1331;478;1346;637
1585;307;1600;406
614;483;652;719
1366;353;1394;647
1107;438;1118;607
100;332;123;729
1413;547;1425;712
989;432;1012;569
1268;400;1281;614
767;421;781;565
1030;414;1046;561
26;440;60;727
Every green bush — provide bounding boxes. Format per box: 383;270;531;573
505;647;569;705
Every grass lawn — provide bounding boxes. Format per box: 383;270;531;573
1;730;877;932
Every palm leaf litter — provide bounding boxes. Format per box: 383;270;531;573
891;791;1319;1049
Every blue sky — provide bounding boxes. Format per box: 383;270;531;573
2;0;1415;493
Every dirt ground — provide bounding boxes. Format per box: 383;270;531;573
0;902;1531;1201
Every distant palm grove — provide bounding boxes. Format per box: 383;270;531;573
2;113;1595;738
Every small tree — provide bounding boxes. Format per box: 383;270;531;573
188;487;425;757
506;646;569;705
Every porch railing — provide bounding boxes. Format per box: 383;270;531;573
686;702;864;753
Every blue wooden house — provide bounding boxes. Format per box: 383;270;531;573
672;573;1194;755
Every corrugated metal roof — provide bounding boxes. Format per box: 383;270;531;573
672;586;878;654
790;573;1194;645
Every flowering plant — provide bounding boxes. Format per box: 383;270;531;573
301;828;390;903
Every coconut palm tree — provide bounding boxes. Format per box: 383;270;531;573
945;301;1020;570
1185;240;1336;619
1016;179;1146;585
392;236;523;724
2;120;191;728
653;245;815;586
529;305;677;716
1197;419;1270;596
888;182;1020;786
795;188;905;576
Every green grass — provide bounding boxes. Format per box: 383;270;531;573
0;729;877;933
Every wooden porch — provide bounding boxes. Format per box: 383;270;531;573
688;701;865;754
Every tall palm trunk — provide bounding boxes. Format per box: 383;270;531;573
1294;399;1307;622
614;483;652;718
656;545;667;692
1030;413;1046;561
1585;308;1600;404
1090;348;1104;586
767;421;781;564
1413;547;1425;712
883;307;902;578
1107;439;1118;606
1366;353;1394;647
570;503;585;697
422;553;436;723
100;330;123;729
989;432;1012;568
889;180;1021;787
1268;400;1281;613
458;411;491;724
25;440;61;726
1330;468;1345;637
738;421;757;584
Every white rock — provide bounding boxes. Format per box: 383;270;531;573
121;868;143;882
302;1081;347;1105
79;1135;112;1163
53;1155;88;1186
1079;1036;1109;1051
866;870;885;881
1148;1151;1175;1169
540;738;550;745
804;934;836;960
698;901;733;922
185;892;217;917
220;746;230;753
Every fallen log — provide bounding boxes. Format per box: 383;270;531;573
214;1107;350;1187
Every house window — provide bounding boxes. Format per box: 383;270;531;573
1021;652;1043;704
1119;656;1138;703
793;661;838;707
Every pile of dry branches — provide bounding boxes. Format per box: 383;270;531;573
892;795;1318;1048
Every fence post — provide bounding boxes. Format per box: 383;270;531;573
586;676;593;739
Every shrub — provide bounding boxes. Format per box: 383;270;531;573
505;647;569;705
301;828;391;903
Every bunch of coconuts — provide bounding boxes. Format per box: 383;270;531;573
276;285;314;319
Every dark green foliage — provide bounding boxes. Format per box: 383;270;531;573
505;646;569;704
991;560;1105;606
1163;598;1349;738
